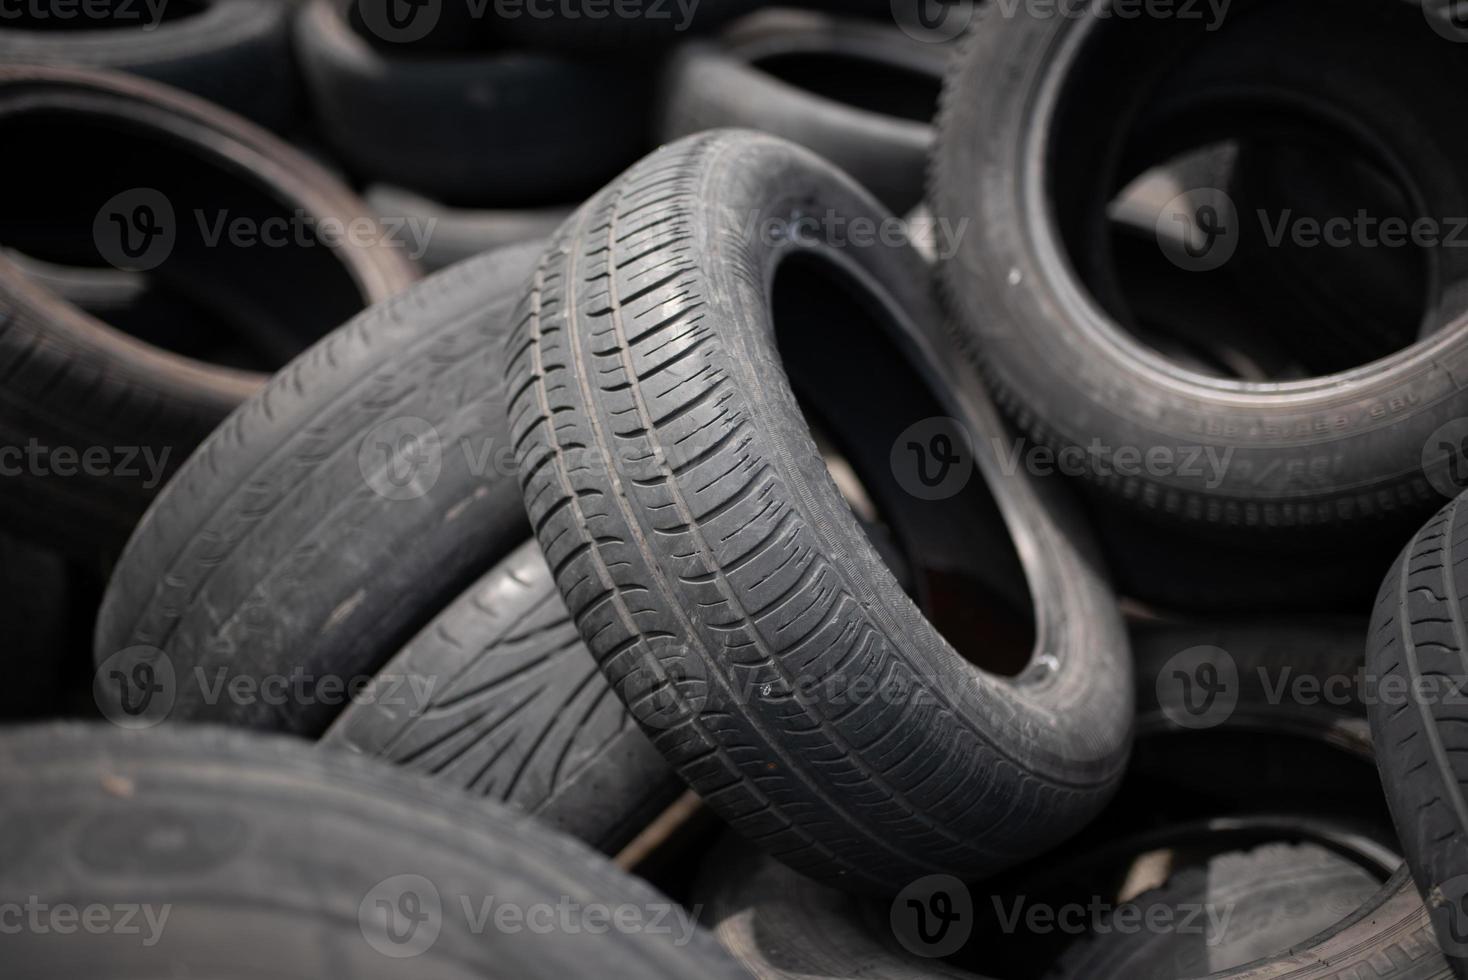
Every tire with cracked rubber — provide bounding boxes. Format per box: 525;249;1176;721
0;723;745;978
1367;493;1468;978
93;244;540;739
323;539;682;853
504;129;1133;890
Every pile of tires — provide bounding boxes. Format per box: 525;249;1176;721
3;0;1468;976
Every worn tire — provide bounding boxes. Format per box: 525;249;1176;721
505;130;1132;890
0;0;299;128
323;539;682;853
1367;493;1468;977
0;66;416;561
931;0;1468;533
94;244;540;737
1046;843;1385;980
0;723;745;978
297;0;653;205
658;9;946;213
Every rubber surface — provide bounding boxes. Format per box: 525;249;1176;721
0;722;747;978
1368;494;1468;978
94;244;539;737
659;9;946;213
505;129;1132;890
366;185;574;272
324;539;683;854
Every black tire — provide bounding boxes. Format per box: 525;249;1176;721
93;243;541;738
695;623;1449;980
0;0;299;129
323;539;682;854
930;0;1468;533
0;723;746;979
658;9;945;214
1367;494;1468;978
0;66;417;563
1046;843;1385;980
296;0;653;205
505;129;1133;890
366;185;574;272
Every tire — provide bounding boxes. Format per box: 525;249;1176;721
504;129;1133;890
0;66;417;563
658;9;945;214
695;623;1450;980
930;0;1468;533
0;722;746;979
323;540;683;854
93;243;541;738
0;0;299;129
296;0;654;205
1367;493;1468;978
1045;844;1385;980
366;185;575;272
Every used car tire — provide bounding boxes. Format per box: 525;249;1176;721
930;0;1468;532
323;539;683;854
0;723;746;979
488;0;759;51
0;66;417;562
1367;492;1468;978
658;9;946;213
505;129;1133;890
296;0;653;205
94;244;540;738
0;0;299;128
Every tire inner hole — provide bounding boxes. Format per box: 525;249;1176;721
770;250;1035;677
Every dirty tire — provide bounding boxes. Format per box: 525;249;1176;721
1367;494;1468;978
505;130;1132;890
324;540;682;853
93;244;541;737
0;722;746;978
